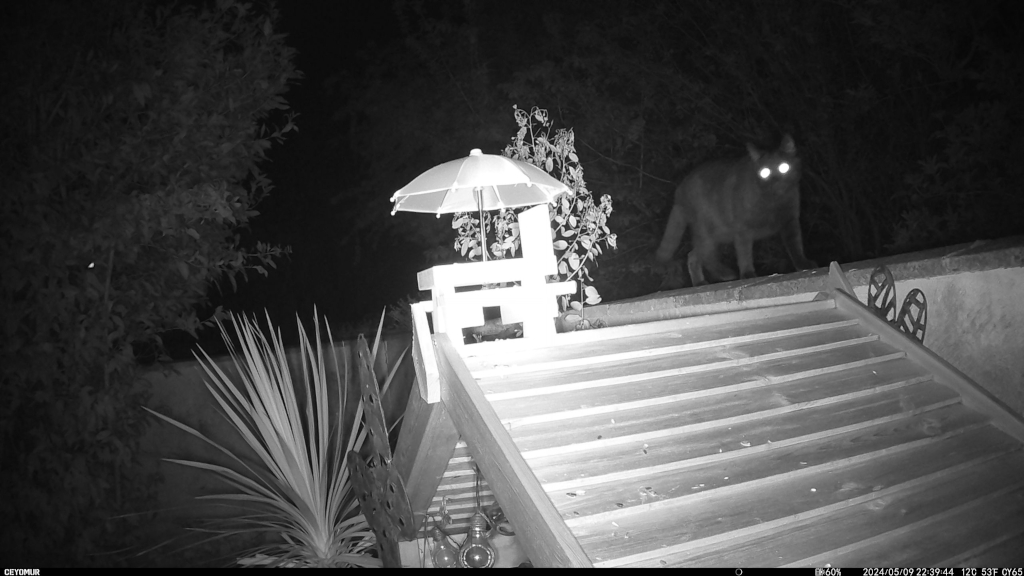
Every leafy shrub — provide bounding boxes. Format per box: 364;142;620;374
0;0;299;564
452;106;617;322
891;102;1024;252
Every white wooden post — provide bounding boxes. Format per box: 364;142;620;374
499;205;560;340
410;300;440;404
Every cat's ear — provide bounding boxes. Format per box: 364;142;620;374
780;134;797;155
746;142;763;162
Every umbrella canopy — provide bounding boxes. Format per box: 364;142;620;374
390;149;571;215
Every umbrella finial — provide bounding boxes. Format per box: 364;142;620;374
470;148;483;156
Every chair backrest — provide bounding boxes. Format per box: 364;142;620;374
416;204;576;344
410;205;577;402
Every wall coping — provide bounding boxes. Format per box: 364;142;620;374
573;236;1024;329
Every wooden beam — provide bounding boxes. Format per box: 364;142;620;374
832;288;1024;442
437;281;576;310
460;299;838;358
391;374;461;521
434;333;593;567
828;261;856;296
410;301;440;403
418;257;556;291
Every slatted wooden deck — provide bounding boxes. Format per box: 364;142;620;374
437;295;1024;567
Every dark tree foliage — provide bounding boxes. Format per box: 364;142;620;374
330;0;1023;297
0;0;299;564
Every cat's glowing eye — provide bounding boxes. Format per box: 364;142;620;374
758;167;772;179
778;162;790;174
87;262;95;269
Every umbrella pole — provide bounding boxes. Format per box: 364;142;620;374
475;186;487;262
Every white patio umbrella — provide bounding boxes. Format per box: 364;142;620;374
390;148;571;260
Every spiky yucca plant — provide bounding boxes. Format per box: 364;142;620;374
145;310;405;567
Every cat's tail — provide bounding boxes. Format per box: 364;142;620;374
655;204;688;262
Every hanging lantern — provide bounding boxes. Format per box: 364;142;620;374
458;512;496;568
431;527;458;568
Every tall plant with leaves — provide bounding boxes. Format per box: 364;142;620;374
145;310;404;567
0;0;299;564
453;106;617;327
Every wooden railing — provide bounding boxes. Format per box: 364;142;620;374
432;332;592;566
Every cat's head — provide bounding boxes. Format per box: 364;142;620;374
746;134;800;194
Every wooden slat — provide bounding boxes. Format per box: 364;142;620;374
939;525;1024;567
795;480;1024;567
434;333;592;567
644;450;1024;567
418;257;553;291
459;298;838;360
391;378;461;517
430;482;495;501
498;350;921;429
421;489;499;536
433;442;478;470
433;473;493;493
422;444;498;536
492;343;910;423
542;402;987;520
584;427;1020;566
430;484;495;507
531;395;978;492
506;363;935;453
519;379;959;459
430;443;496;494
468;308;857;377
833;288;1024;442
552;381;966;516
481;325;880;400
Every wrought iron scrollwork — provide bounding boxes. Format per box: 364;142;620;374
866;265;927;343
